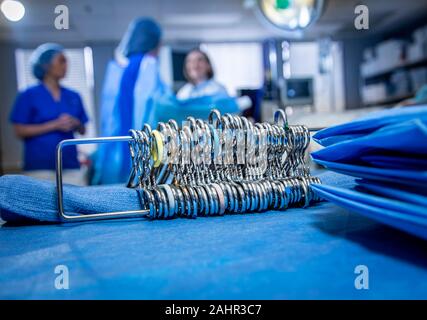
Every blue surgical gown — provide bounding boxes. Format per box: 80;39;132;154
9;84;88;171
93;54;167;184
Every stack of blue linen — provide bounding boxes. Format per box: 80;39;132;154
311;106;427;240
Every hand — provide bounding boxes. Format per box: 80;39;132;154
53;114;81;132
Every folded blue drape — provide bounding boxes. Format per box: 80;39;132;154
311;183;427;240
313;105;427;146
312;119;427;164
356;179;427;206
313;159;427;187
312;106;427;240
360;154;427;170
312;118;427;187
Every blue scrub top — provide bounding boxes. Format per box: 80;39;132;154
9;84;88;171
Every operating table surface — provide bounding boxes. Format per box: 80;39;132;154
1;198;427;299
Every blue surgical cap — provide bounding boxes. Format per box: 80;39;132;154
30;43;64;80
119;17;162;57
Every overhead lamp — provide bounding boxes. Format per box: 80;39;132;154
1;0;25;22
256;0;324;32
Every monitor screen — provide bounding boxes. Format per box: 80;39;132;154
172;51;187;83
282;78;314;106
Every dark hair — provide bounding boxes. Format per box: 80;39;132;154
183;49;214;84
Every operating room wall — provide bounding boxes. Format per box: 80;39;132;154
289;41;345;113
0;42;20;173
342;37;380;110
90;42;117;132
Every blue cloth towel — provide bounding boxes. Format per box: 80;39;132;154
0;175;142;223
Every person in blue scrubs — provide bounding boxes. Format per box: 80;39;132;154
9;43;88;185
177;49;228;100
92;17;166;184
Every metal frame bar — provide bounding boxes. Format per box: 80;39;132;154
55;136;150;222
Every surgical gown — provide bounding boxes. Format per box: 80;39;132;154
92;54;167;184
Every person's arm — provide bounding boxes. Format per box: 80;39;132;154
13;121;58;138
13;114;81;139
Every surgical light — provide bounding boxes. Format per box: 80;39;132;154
1;0;25;22
257;0;324;31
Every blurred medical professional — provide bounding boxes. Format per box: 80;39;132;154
113;16;166;131
177;49;228;100
150;47;241;125
9;43;88;185
93;17;166;184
